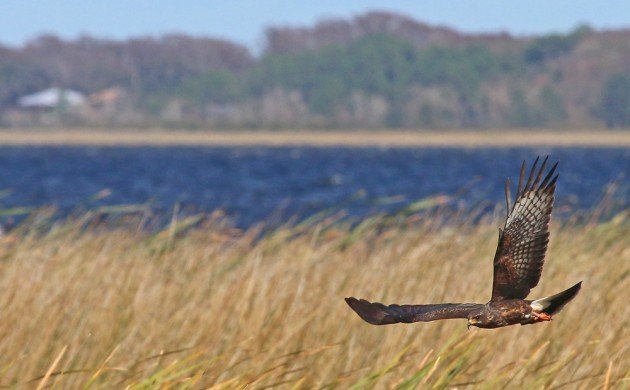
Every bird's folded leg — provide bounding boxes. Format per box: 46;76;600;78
532;311;552;321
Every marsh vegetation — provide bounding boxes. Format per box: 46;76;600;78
0;206;626;388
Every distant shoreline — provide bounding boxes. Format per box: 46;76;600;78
0;129;628;147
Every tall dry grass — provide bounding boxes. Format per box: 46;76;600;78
0;208;627;388
0;129;629;148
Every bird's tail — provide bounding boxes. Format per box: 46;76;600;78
531;281;582;315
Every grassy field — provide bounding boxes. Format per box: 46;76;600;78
0;208;627;388
0;129;629;147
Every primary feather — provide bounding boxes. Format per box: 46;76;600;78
491;157;558;301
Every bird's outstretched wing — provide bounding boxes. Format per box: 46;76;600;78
491;156;558;302
345;297;482;325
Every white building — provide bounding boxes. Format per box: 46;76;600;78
18;88;85;109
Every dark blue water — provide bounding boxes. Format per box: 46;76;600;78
0;147;627;226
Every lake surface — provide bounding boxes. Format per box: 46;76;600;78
0;146;627;226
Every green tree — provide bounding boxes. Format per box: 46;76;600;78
508;89;537;126
523;25;589;65
597;74;630;128
180;70;241;104
538;86;567;124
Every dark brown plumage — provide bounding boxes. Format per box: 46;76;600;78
345;157;582;329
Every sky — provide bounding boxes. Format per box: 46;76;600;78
1;0;628;51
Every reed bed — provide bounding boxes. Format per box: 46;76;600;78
0;208;627;388
0;129;629;148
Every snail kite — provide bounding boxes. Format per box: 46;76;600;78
345;157;582;329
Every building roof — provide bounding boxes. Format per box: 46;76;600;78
18;88;85;108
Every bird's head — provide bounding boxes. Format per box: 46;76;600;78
467;311;486;329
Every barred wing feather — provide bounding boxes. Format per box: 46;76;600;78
491;157;558;301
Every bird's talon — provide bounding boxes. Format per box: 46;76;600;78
532;312;553;321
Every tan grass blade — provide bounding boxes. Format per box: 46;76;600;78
35;345;68;390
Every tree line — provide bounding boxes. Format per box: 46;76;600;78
1;12;628;128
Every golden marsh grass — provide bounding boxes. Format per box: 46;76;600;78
0;209;627;388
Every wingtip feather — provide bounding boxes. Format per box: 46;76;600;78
516;160;527;198
540;161;559;189
533;156;549;188
345;297;391;325
505;177;512;216
525;156;540;191
546;174;559;192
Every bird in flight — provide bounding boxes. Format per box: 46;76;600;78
345;157;582;329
